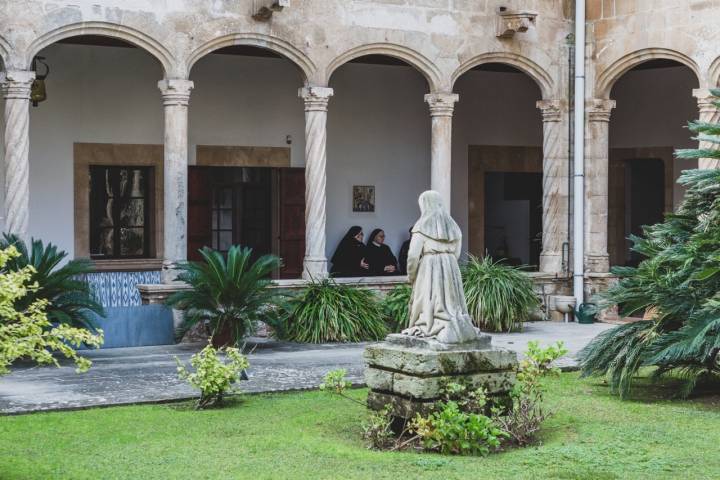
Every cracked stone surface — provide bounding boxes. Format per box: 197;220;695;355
0;322;612;414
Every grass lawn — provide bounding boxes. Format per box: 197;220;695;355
1;373;719;480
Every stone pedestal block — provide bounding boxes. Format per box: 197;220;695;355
364;335;518;419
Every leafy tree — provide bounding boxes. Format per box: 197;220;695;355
0;233;104;331
579;90;720;397
167;246;281;346
0;246;103;375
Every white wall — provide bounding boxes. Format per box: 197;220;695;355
26;44;164;251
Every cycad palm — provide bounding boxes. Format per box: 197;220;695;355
0;233;104;330
579;89;720;397
167;246;281;346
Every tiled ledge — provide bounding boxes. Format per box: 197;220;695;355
137;276;410;305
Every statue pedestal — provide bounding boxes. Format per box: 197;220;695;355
363;334;518;419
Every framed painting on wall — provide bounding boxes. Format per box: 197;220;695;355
352;185;375;212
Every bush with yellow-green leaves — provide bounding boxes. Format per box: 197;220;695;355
176;343;250;409
0;246;103;375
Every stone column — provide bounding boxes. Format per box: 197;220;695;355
425;93;459;211
693;88;720;169
158;79;194;283
1;70;35;240
537;99;569;274
299;86;333;279
584;99;615;273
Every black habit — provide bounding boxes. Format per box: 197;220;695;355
365;229;399;276
330;226;368;277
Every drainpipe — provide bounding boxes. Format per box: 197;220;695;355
573;0;586;305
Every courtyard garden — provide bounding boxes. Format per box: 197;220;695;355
1;373;719;480
3;91;720;480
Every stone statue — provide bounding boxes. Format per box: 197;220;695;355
401;190;481;344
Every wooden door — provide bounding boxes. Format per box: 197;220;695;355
239;177;272;264
187;167;213;261
278;168;305;279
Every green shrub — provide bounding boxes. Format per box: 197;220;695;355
167;246;281;346
0;246;103;375
280;279;387;343
321;341;565;454
492;341;567;445
462;255;539;332
381;284;411;332
0;233;104;331
579;92;720;398
411;400;506;456
175;343;249;409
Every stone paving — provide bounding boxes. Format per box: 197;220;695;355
0;321;612;414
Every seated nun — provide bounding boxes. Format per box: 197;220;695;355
330;226;369;277
365;229;399;276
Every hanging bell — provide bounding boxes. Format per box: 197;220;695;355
30;56;50;107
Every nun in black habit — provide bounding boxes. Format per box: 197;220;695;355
330;226;369;277
365;229;399;276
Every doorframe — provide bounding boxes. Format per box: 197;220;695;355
467;145;543;258
608;147;674;267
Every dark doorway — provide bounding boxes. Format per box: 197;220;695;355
484;172;542;269
187;166;305;279
626;159;665;266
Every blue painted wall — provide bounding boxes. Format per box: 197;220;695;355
87;305;174;349
81;271;175;349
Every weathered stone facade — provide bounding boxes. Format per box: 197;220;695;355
0;0;718;298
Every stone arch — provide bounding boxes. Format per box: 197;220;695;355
25;22;175;76
186;33;315;82
596;48;701;98
451;52;553;99
326;43;442;92
709;55;720;88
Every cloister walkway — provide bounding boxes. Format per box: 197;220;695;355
0;321;612;414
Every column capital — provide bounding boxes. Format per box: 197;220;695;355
0;70;35;100
425;92;459;117
536;99;563;122
586;98;616;123
693;88;717;114
299;86;333;111
158;79;194;106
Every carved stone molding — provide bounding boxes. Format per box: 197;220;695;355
0;70;35;99
536;99;562;122
425;92;459;117
299;86;333;112
157;79;194;106
587;98;616;123
496;9;537;39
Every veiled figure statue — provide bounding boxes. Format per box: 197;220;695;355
401;191;480;344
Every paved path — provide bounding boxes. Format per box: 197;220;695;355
0;322;612;414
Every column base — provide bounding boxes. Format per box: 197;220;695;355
584;254;609;274
302;256;328;281
161;260;182;284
